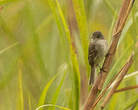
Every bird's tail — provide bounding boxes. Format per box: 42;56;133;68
89;64;95;85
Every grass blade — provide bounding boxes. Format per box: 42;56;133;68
55;0;80;109
17;60;24;110
28;94;32;110
47;0;66;46
48;0;80;109
38;74;57;109
36;104;70;110
72;0;89;71
38;63;68;110
50;65;67;110
0;42;18;55
108;10;118;43
0;0;18;5
36;15;53;33
103;0;116;15
124;71;138;80
24;1;47;75
103;44;132;88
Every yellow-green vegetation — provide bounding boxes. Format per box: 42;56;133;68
0;0;138;110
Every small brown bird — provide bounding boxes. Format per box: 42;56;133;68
88;31;108;85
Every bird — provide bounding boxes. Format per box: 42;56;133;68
88;31;108;85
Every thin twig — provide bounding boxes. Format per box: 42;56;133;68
114;85;138;93
101;53;134;109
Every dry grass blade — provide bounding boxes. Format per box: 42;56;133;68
114;85;138;93
98;0;135;90
114;0;134;32
83;74;102;110
101;53;134;109
83;0;135;110
90;62;127;110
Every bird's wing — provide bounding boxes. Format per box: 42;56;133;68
88;43;97;65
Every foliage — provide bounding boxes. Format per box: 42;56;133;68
0;0;137;110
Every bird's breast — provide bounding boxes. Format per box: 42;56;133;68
95;39;108;57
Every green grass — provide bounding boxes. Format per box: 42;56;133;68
17;60;24;110
38;63;68;110
0;0;138;110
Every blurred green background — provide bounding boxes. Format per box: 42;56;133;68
0;0;138;110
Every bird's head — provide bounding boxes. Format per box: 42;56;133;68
91;31;104;40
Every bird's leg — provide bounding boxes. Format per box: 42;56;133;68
97;64;107;73
96;64;102;71
98;64;101;69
